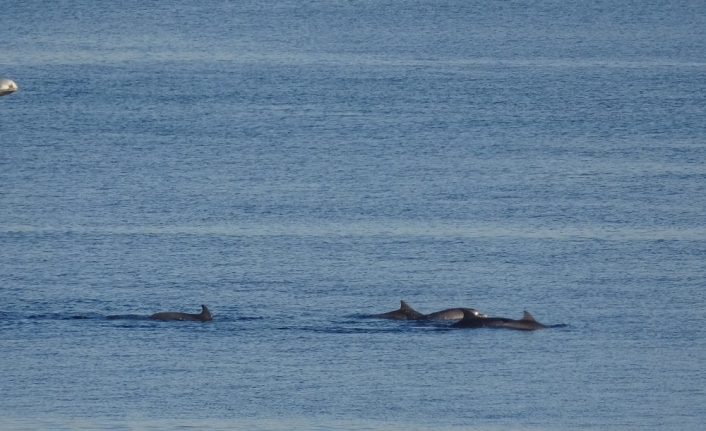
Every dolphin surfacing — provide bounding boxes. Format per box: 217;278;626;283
150;304;212;322
452;309;547;330
422;308;487;320
373;300;424;320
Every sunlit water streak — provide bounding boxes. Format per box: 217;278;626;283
3;222;705;241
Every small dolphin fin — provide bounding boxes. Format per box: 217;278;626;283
200;305;212;320
400;300;415;310
521;310;536;321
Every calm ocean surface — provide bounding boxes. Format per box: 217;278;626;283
2;1;705;430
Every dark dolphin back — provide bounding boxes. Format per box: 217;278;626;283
150;304;213;322
452;309;548;330
374;300;424;320
199;305;213;321
516;310;546;329
422;307;486;320
450;308;487;328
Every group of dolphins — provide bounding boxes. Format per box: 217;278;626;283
4;77;552;332
152;301;552;330
373;300;549;330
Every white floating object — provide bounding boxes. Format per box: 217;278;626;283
0;78;18;96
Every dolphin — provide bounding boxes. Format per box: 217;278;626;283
451;309;547;330
0;78;18;96
373;300;425;320
149;304;213;322
422;307;487;320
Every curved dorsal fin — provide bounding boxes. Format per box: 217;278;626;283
522;310;536;321
400;300;414;310
200;304;212;318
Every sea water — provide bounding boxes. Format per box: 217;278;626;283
1;1;705;430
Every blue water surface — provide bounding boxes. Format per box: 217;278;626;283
2;1;705;430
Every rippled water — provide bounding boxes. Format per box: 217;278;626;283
2;1;705;430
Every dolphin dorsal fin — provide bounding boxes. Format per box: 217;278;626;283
522;310;536;321
461;308;476;320
200;305;212;318
400;300;414;310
